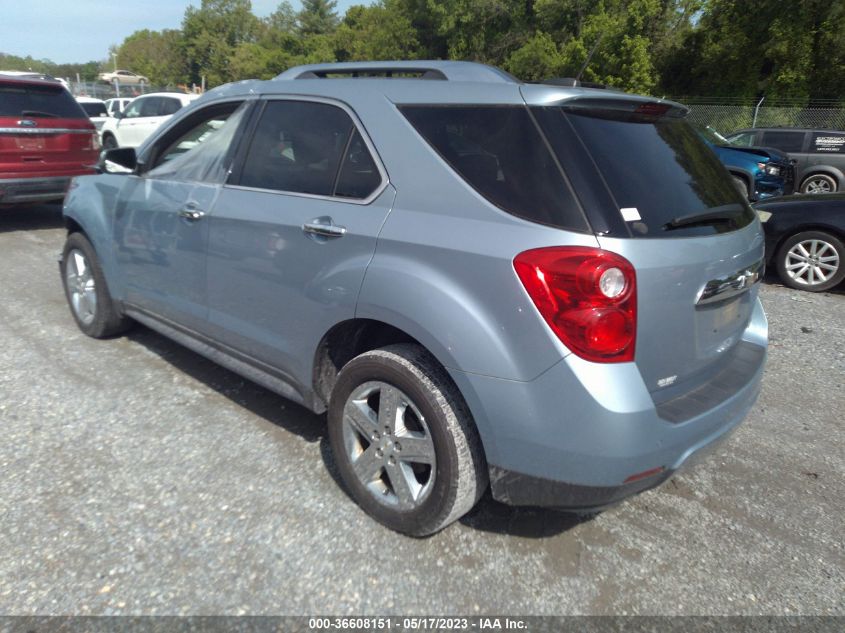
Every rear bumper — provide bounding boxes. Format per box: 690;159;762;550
0;176;74;204
449;298;767;509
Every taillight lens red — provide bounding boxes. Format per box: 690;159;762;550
514;246;637;363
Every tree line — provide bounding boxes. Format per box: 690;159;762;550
3;0;844;101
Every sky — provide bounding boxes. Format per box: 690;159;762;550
0;0;356;65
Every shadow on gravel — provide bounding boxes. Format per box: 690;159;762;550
127;323;590;538
0;203;64;232
125;325;326;444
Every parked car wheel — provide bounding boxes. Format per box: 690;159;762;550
61;232;132;337
328;344;487;537
800;173;837;194
732;175;749;198
775;230;845;292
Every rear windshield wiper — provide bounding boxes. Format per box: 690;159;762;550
20;110;59;118
663;205;745;230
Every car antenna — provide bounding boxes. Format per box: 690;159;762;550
576;32;605;82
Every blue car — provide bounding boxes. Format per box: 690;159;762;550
697;125;794;200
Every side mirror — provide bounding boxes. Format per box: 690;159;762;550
98;147;137;174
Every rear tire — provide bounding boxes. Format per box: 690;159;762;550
61;232;132;337
328;344;487;537
775;230;845;292
800;173;837;194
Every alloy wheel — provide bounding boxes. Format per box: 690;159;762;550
65;249;98;325
341;381;436;511
784;239;840;286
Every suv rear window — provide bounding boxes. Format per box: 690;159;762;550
534;105;755;238
0;83;86;119
400;105;589;232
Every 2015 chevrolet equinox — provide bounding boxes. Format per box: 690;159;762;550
60;62;768;536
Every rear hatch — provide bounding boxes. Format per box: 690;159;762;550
526;89;764;402
0;79;99;179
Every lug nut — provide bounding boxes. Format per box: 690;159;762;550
388;456;396;465
375;448;383;458
394;442;402;452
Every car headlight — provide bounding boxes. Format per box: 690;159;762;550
765;164;781;176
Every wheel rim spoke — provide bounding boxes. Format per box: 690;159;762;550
386;463;417;509
396;435;435;465
345;400;378;440
377;385;401;435
341;380;436;511
351;443;383;483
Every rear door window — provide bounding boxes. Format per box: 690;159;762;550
159;98;183;116
139;98;162;118
811;132;845;154
239;100;359;197
400;105;588;231
534;105;754;238
334;129;382;199
761;130;806;153
0;83;86;119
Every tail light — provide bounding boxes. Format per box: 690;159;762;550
514;246;637;363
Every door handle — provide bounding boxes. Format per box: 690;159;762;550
178;206;205;222
303;219;347;238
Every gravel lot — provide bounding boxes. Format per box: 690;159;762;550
0;204;843;616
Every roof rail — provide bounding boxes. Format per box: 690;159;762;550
275;61;520;84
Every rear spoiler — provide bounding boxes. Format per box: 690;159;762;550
520;85;689;119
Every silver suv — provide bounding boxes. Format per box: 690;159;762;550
60;61;768;536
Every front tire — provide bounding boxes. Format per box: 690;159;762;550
61;232;132;337
800;173;837;194
775;230;845;292
328;344;487;536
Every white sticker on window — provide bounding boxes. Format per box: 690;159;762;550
620;207;641;222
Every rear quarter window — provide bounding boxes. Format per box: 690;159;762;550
0;83;86;119
399;105;589;232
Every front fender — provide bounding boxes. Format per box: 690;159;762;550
62;174;126;299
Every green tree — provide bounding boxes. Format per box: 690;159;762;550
181;0;260;86
334;2;422;61
298;0;340;36
116;29;187;87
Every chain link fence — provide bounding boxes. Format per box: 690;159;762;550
671;98;845;134
69;81;201;100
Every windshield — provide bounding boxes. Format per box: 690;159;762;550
533;106;755;238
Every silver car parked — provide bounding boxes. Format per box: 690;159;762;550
60;61;768;536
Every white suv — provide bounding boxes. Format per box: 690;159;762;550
100;92;199;149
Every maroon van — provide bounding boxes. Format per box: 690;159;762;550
0;75;100;206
